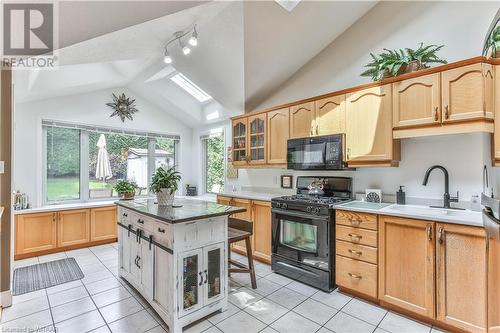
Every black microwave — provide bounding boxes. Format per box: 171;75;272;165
287;134;349;170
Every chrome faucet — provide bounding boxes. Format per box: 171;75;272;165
422;165;461;209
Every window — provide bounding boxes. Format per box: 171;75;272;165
43;121;179;203
46;127;81;202
202;133;225;194
170;73;212;102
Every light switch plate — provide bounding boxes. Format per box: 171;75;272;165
0;161;4;174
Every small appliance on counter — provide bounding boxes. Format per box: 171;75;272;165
271;176;353;291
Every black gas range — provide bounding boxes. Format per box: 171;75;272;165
271;176;352;292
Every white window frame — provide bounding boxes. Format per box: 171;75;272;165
201;130;225;194
42;121;180;205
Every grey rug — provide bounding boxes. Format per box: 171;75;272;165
12;258;84;296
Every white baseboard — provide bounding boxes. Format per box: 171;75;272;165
0;290;12;308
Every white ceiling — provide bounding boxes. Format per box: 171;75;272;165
14;1;378;128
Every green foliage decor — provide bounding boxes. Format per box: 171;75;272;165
206;136;225;193
150;166;181;195
486;26;500;57
114;180;138;194
361;43;447;81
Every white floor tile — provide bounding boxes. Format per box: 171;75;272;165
266;287;307;309
81;270;115;285
38;252;67;263
254;263;273;277
244;298;289;325
286;281;318;297
378;312;431;333
92;286;132;308
293;298;338;325
316;328;334;333
1;295;49;323
12;257;39;268
100;296;143;323
311;289;352;310
183;318;213;333
342;298;387;326
202;326;223;333
86;277;122;295
270;311;321;333
80;263;108;275
146;326;168;333
264;273;294;286
89;325;112;333
46;280;83;295
228;287;263;309
108;309;158;333
0;310;52;332
12;288;46;305
48;285;89;307
229;273;254;286
55;309;106;333
324;311;376;333
66;248;93;257
260;327;279;333
208;302;241;325
51;296;97;323
216;311;266;333
74;254;102;266
252;278;282;297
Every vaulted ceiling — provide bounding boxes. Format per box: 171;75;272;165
14;1;378;128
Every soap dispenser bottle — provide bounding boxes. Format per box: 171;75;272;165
396;186;406;205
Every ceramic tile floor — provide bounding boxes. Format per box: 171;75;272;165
3;243;447;333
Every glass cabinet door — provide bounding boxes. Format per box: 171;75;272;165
249;115;266;164
179;249;202;317
232;119;247;164
204;243;225;305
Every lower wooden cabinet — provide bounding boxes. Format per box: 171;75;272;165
15;212;57;255
91;206;117;242
489;236;500;333
336;255;378;298
58;209;90;247
436;223;488;333
378;216;435;318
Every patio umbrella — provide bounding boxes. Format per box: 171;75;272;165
95;134;112;181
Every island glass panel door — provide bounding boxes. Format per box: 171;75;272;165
178;249;203;317
204;242;225;306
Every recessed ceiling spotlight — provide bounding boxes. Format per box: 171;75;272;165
163;24;198;64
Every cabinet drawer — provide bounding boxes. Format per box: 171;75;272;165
336;240;378;264
336;225;378;247
336;210;378;230
151;220;172;249
336;255;377;298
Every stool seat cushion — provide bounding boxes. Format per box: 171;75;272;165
228;227;251;243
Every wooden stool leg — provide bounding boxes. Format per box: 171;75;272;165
245;237;257;289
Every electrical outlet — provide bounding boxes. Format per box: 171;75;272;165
0;161;4;174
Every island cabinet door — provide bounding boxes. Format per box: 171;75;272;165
203;242;225;306
118;225;132;276
378;216;435;319
139;239;154;300
153;246;173;317
129;233;142;287
178;248;203;318
436;223;487;333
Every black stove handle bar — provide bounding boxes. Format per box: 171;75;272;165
271;208;329;221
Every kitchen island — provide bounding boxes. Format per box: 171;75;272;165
115;198;244;333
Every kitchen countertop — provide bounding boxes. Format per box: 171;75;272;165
116;198;246;224
14;200;117;214
217;190;281;201
335;201;483;228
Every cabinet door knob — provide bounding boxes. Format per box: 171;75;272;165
426;224;433;241
158;228;165;233
444;105;449;119
434;106;439;121
348;272;362;279
438;227;444;244
138;219;144;224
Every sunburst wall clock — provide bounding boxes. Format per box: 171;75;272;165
106;93;138;122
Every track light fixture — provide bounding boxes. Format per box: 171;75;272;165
163;24;198;64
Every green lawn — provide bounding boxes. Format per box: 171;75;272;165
47;177;115;202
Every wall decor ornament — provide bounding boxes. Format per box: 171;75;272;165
106;93;138;122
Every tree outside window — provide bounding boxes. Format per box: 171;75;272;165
205;135;225;193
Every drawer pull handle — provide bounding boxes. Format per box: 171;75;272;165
158;228;165;233
348;233;362;239
348;249;363;256
138;219;144;224
348;273;362;279
348;218;361;225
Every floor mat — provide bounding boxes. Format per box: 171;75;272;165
12;257;84;296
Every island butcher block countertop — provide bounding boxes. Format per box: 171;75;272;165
115;197;246;223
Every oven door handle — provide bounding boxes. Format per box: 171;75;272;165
272;208;329;221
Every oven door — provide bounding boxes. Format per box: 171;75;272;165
272;209;330;271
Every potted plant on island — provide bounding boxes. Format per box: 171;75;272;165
114;180;138;200
150;166;181;206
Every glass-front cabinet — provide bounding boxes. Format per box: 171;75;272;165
178;242;225;318
232;119;248;165
248;114;266;164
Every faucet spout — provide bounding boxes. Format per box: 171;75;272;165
422;165;457;209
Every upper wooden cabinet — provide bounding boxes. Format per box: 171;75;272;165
15;212;57;255
441;63;494;123
436;223;487;333
248;114;266;165
290;102;315;139
314;95;346;135
379;216;435;319
232;118;248;166
346;85;400;166
267;108;289;165
393;73;441;129
58;209;90;247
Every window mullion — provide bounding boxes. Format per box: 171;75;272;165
147;138;156;194
80;131;89;201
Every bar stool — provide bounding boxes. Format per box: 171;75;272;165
227;217;257;289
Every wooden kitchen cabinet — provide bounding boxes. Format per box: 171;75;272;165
378;216;435;318
91;206;117;242
267;108;289;165
392;73;441;129
252;200;272;262
489;236;500;333
441;63;494;123
248;114;266;165
346;85;400;166
290;102;315;139
314;95;346;135
15;212;57;255
436;223;487;332
57;209;90;247
226;197;252;254
232;118;248;166
216;195;232;206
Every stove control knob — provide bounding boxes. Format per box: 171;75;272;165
275;202;281;208
313;207;321;215
306;206;312;213
282;203;288;210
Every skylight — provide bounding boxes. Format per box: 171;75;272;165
170;73;212;103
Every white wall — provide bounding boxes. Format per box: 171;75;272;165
13;87;193;207
228;1;499;205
